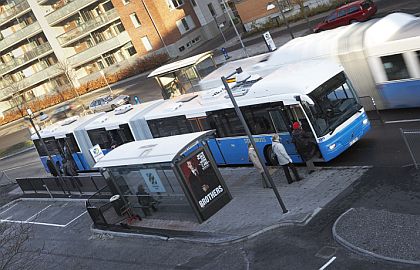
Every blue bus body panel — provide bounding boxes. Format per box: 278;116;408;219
378;80;420;108
207;139;226;165
72;153;84;171
77;153;91;170
318;112;370;161
214;134;301;165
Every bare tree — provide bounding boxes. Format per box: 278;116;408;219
291;0;312;32
55;60;79;98
0;222;41;270
6;78;27;118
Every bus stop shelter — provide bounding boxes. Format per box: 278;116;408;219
92;131;232;224
148;51;217;99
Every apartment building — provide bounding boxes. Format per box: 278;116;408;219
0;0;227;115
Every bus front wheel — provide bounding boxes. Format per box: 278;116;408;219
264;145;278;166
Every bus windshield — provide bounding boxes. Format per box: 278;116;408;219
302;72;362;137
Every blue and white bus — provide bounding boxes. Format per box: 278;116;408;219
31;114;105;173
143;59;371;165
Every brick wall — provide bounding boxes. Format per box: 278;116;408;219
235;0;278;24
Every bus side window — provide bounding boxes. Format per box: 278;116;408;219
188;117;211;132
243;105;275;135
118;124;135;143
268;110;289;133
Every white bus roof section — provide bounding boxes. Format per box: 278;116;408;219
94;131;214;168
83;100;162;131
31;113;105;140
145;59;342;120
148;51;213;78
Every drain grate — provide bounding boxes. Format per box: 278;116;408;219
315;246;337;259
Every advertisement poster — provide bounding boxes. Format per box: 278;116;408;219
263;31;277;51
177;147;231;221
89;144;104;162
139;169;166;193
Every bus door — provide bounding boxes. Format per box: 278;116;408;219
188;117;226;165
268;107;302;164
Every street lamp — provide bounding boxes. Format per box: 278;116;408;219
221;68;288;213
267;1;294;39
221;0;249;58
26;108;65;185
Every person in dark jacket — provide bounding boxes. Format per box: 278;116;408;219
62;158;78;176
291;121;317;174
136;185;157;216
46;158;58;177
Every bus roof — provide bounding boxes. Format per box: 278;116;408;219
83;100;163;131
148;51;213;78
31;113;105;140
94;131;213;168
145;59;343;120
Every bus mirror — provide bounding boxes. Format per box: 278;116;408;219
236;67;243;74
294;95;301;102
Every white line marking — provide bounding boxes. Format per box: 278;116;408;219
25;205;51;222
3;161;41;172
319;256;337;270
65;211;87;227
0;219;65;227
385;118;420;124
0;204;17;216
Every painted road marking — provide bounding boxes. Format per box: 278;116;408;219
319;256;337;270
25;204;51;222
64;211;87;227
0;219;66;227
0;203;17;216
385;118;420;124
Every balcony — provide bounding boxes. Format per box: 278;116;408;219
0;64;63;100
0;1;30;28
45;0;98;26
0;22;42;50
69;31;130;67
57;9;118;46
0;43;53;76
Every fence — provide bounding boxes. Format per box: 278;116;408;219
400;128;420;170
15;175;107;197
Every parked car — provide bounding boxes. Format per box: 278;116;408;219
313;0;377;32
89;95;130;113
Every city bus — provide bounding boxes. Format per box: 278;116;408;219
143;59;371;165
31;113;105;173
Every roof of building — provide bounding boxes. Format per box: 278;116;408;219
94;131;214;168
148;51;213;78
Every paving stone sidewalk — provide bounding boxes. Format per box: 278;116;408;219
117;166;368;243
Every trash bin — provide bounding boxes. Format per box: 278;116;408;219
110;194;125;216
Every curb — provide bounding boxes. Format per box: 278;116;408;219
332;208;420;266
90;207;322;245
0;146;35;161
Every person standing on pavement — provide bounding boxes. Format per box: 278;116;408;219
291;121;316;174
62;158;78;176
248;143;270;188
272;134;302;184
46;158;58;177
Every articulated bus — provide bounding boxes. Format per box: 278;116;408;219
31;113;106;173
82;101;163;157
143;59;371;165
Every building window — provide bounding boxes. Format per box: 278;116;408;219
381;54;410;81
190;0;196;7
124;42;137;56
168;0;184;9
130;13;141;28
141;36;153;52
122;0;129;5
208;3;216;17
176;15;195;35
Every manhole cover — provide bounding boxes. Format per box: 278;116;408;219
315;246;337;259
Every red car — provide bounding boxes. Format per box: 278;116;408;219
313;0;377;32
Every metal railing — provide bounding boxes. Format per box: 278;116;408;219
15;175;107;197
57;9;118;46
0;43;52;76
0;22;42;50
0;0;30;26
45;0;98;25
400;128;420;170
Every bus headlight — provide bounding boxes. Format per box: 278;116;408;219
363;119;369;125
328;144;336;150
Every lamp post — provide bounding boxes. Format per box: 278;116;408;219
221;68;288;213
221;0;249;58
26;109;65;185
267;1;294;39
100;70;113;96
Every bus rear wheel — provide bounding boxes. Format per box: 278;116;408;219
264;145;278;166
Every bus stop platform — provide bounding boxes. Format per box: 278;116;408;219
92;166;368;244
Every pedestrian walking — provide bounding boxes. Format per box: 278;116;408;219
134;96;141;104
272;134;302;184
291;121;317;174
62;158;78;176
248;143;270;188
46;158;58;177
